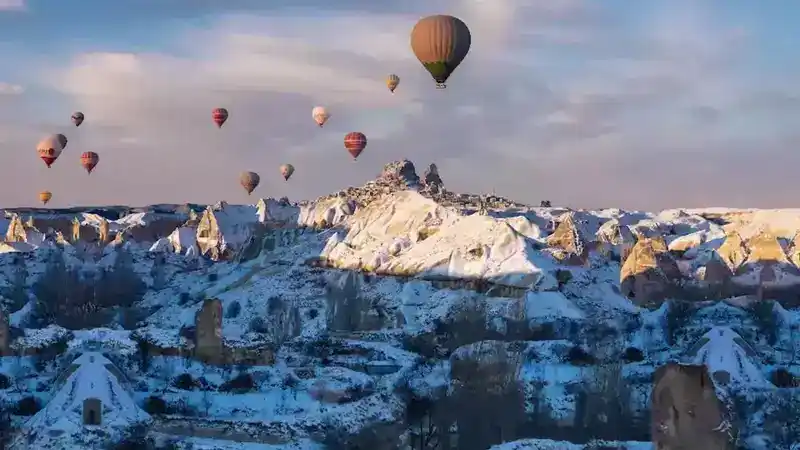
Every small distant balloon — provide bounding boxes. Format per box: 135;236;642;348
39;191;52;205
71;111;84;126
312;106;330;127
343;132;367;160
280;164;295;181
212;108;228;128
36;135;63;168
387;74;400;93
56;133;68;150
80;151;99;174
239;171;260;195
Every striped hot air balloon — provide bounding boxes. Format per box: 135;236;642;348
80;151;99;174
212;108;228;128
343;132;367;160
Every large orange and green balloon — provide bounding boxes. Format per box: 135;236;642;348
410;15;471;89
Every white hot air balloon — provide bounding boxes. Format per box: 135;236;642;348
312;106;330;128
36;134;64;168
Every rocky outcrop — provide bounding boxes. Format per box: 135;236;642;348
595;218;636;261
651;363;735;450
620;237;681;308
546;212;591;265
316;160;526;213
715;232;748;273
422;163;443;192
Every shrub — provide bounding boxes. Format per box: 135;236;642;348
771;368;796;388
13;396;41;416
225;300;241;319
566;346;596;365
172;373;197;390
621;347;645;363
0;373;10;389
220;373;256;393
249;317;267;333
142;396;167;415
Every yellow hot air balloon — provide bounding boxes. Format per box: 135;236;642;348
39;191;52;205
386;74;400;93
410;15;472;89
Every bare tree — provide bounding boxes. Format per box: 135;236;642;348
448;341;526;450
200;389;213;417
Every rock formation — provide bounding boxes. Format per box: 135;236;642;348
620;237;681;307
651;363;735;450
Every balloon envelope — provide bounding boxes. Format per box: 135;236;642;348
56;134;68;150
36;135;63;168
39;191;52;205
343;132;367;160
212;108;229;128
410;15;471;88
240;171;260;195
387;74;400;93
312;106;330;127
80;151;99;174
71;111;84;126
280;164;295;181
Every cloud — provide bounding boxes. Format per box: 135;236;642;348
0;0;797;209
0;82;23;95
0;0;23;11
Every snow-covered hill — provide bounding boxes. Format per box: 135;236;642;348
0;160;798;449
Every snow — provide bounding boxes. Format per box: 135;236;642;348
14;352;150;449
523;291;584;321
688;326;770;388
321;191;558;289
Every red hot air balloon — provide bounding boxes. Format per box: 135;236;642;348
80;151;99;174
212;108;228;128
344;132;367;160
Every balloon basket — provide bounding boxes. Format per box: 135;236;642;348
435;83;447;89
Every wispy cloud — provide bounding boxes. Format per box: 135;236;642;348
0;0;23;11
0;82;23;94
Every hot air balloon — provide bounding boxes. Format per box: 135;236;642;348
387;74;400;93
280;164;295;181
39;191;52;206
56;134;68;150
312;106;330;128
240;171;260;195
410;15;471;89
344;132;367;160
80;151;99;174
36;135;63;168
212;108;229;128
71;111;85;126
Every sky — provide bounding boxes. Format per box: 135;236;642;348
0;0;799;210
